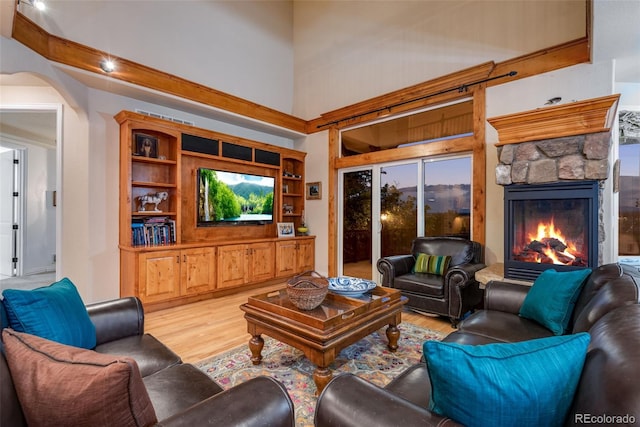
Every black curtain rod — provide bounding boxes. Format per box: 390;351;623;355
317;70;518;129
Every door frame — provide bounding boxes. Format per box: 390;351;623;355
0;103;63;278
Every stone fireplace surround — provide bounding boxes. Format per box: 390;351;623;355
486;94;621;279
494;131;611;186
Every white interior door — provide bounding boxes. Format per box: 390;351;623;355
0;147;22;277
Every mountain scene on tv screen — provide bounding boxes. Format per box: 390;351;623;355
199;169;273;222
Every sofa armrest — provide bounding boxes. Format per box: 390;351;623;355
377;255;415;286
445;262;486;289
315;373;461;427
483;281;531;314
156;376;294;427
446;263;486;321
86;297;145;346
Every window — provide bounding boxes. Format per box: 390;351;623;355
424;157;471;239
618;110;640;266
340;100;473;156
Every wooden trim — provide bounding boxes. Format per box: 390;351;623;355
12;11;308;134
488;37;590;85
472;87;486;246
334;134;476;170
489;94;620;146
307;62;495;132
328;127;339;276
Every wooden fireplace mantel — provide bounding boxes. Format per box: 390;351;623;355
489;94;620;146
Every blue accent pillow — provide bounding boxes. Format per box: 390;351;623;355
424;333;590;427
2;278;96;349
519;268;592;335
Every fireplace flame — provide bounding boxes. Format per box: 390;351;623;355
515;218;586;267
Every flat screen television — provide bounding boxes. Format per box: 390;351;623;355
197;168;275;226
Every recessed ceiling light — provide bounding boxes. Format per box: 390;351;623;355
100;59;116;73
20;0;46;11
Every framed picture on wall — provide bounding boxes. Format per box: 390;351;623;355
306;182;321;200
277;222;295;238
134;133;158;158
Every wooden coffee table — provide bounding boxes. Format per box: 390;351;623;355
240;285;406;395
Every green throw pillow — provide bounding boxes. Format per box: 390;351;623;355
424;333;590;427
413;254;451;275
2;277;96;349
519;268;592;335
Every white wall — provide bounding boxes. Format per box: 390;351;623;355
295;130;330;276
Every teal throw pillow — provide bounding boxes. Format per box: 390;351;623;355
519;268;592;335
2;277;96;349
424;333;590;427
413;253;451;275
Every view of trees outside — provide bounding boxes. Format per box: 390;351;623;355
342;170;372;264
198;169;273;222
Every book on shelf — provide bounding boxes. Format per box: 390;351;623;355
131;217;176;247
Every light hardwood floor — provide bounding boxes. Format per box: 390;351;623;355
145;281;455;364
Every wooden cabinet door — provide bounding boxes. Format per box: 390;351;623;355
297;238;315;273
138;250;181;303
217;244;247;288
248;242;275;282
181;247;215;295
275;240;298;278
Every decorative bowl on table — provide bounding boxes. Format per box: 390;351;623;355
328;276;377;297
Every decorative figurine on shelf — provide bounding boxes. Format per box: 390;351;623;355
137;192;168;212
298;210;309;235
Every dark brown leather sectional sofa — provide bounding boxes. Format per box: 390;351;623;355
0;296;295;427
315;263;640;426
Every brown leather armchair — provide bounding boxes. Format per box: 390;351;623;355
377;236;485;326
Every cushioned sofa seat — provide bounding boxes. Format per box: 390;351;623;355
393;273;444;297
444;310;554;344
143;363;224;421
95;334;181;377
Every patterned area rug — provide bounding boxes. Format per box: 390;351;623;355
195;322;444;427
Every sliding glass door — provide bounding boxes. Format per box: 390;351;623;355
339;156;471;281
